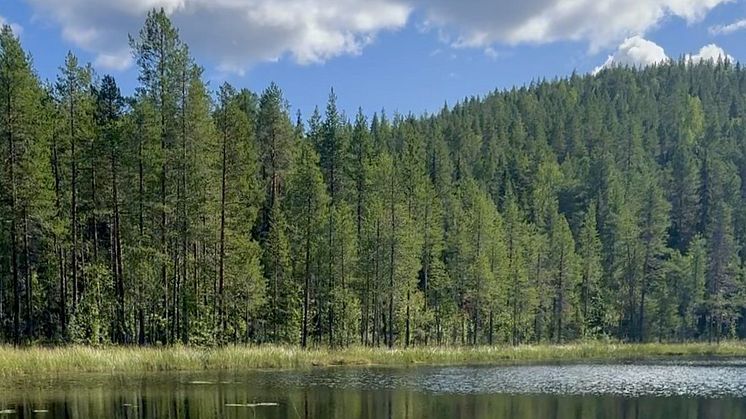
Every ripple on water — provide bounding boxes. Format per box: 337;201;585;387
264;362;746;398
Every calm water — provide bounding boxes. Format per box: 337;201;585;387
2;360;746;418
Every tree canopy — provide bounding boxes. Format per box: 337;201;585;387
1;13;745;346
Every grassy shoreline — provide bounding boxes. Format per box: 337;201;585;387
0;342;745;379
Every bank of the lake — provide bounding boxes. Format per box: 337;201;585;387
1;342;745;380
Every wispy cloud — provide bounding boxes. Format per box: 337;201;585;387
709;18;746;35
483;47;499;60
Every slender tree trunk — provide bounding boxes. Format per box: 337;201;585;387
474;210;482;346
341;231;348;346
405;290;410;347
23;208;32;338
581;271;589;337
509;236;518;346
489;309;494;345
53;131;67;338
388;174;395;349
171;241;179;342
374;219;380;347
7;99;20;346
356;145;366;346
423;202;430;345
273;233;279;341
138;116;145;346
301;206;311;348
111;148;125;343
91;158;98;263
180;66;189;345
11;213;19;346
639;251;651;343
218;121;227;340
159;34;169;344
327;206;335;348
557;249;565;344
70;85;79;312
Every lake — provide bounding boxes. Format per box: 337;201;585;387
2;360;746;418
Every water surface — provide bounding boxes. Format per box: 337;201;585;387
2;360;746;418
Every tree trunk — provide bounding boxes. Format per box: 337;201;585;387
111;147;125;343
159;34;169;344
301;207;311;348
388;174;395;349
218;120;227;340
8;117;20;345
91;157;98;263
137;115;145;346
70;84;79;312
639;251;651;343
23;208;32;338
405;290;410;347
489;309;494;345
374;219;380;347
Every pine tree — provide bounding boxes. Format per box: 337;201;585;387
503;196;532;345
577;202;603;336
256;83;294;237
129;9;189;343
54;52;95;326
263;203;296;343
93;75;126;343
547;212;578;342
637;177;671;341
705;203;739;342
668;96;703;251
214;83;264;343
0;25;53;343
285;141;328;347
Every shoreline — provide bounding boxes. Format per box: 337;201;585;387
0;342;745;379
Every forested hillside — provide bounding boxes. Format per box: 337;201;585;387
1;10;745;347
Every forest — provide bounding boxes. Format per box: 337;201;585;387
1;10;745;348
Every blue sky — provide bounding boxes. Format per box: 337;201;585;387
2;0;746;119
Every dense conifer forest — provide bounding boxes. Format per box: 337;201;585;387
1;10;745;347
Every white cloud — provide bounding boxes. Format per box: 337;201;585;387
24;0;732;73
709;18;746;35
417;0;729;52
593;36;668;74
94;49;133;71
27;0;410;72
593;37;733;74
0;15;24;35
685;43;733;63
484;47;499;60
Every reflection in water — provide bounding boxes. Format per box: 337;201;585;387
1;363;746;418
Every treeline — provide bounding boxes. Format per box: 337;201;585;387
2;11;746;347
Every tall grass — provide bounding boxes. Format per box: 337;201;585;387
0;342;744;379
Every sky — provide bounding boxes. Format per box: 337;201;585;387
1;0;746;119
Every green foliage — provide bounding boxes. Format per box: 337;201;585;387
3;12;746;348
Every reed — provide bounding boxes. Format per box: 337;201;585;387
0;342;744;379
